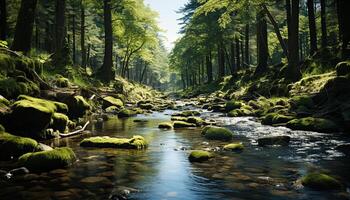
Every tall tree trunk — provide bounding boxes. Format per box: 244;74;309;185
235;37;241;71
307;0;317;55
336;0;350;59
320;0;327;48
218;40;225;78
206;52;213;83
98;0;114;82
11;0;37;53
230;42;236;75
72;14;76;64
0;0;7;40
81;0;86;67
245;24;250;66
285;0;302;81
254;9;268;75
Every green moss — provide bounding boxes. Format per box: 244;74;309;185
105;106;119;113
18;95;68;113
139;103;154;110
171;116;188;122
201;126;233;141
261;113;294;125
174;110;200;117
158;122;173;129
223;143;244;151
0;95;10;106
286;117;339;133
102;96;124;109
50;113;69;132
118;109;136;118
188;150;213;162
335;61;350;76
173;121;196;128
301;173;342;190
0;133;39;160
63;95;91;118
18;147;76;171
0;77;40;99
289;96;314;109
80;135;147;150
228;108;253;117
186;117;204;126
225;100;243;112
55;77;70;88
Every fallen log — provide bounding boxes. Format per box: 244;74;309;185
60;121;90;138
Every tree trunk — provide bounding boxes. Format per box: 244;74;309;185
235;37;241;71
0;0;7;40
206;52;213;83
285;0;302;81
307;0;317;55
245;24;250;66
254;9;268;75
98;0;114;82
81;0;86;67
72;14;76;64
336;0;350;59
218;40;225;78
11;0;38;53
230;42;236;75
320;0;327;48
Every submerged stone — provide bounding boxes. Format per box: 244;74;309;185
286;117;339;133
0;133;40;160
223;143;244;151
18;147;76;171
258;136;291;146
158;122;173;129
201;126;233;141
301;173;342;190
80;135;147;150
188;150;213;162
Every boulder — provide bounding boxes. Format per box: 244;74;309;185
173;121;196;128
158;122;173;129
186;116;204;126
0;133;40;160
201;126;233;141
138;103;154;110
228;108;253;117
286;117;339;133
80;135;147;150
18;147;76;171
223;143;244;151
258;136;291;146
54;77;69;88
173;110;200;117
60;95;91;119
225;100;243;112
118;109;136;118
261;113;294;125
301;173;342;190
188;150;213;162
105;106;119;113
50;113;69;132
102;96;124;109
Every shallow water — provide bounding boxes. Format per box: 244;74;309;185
1;105;350;200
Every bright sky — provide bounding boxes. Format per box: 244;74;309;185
144;0;188;51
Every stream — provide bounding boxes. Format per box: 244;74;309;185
1;100;350;200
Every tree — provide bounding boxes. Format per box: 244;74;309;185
0;0;7;40
336;0;350;59
254;9;268;75
320;0;327;48
81;0;86;67
307;0;317;55
11;0;38;53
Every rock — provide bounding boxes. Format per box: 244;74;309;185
170;116;187;122
301;173;342;190
105;106;119;113
261;113;294;125
225;100;243;112
223;143;244;151
188;150;213;162
18;147;76;172
138;103;154;110
80;135;147;150
201;126;233;141
55;77;70;88
336;144;350;155
211;104;225;112
158;122;173;129
37;143;53;151
80;176;111;185
173;121;196;128
173;110;200;117
109;186;139;200
102;96;124;109
258;136;291;146
289;96;314;110
60;95;91;119
286;117;339;133
0;95;10;106
0;133;40;160
228;108;253;117
118;109;136;118
50;113;69;132
336;61;350;76
186;116;204;126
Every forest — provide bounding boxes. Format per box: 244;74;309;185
0;0;350;200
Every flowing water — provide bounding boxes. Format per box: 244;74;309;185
1;101;350;200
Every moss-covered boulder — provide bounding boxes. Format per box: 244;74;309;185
139;103;154;110
187;117;204;126
301;173;342;190
286;117;339;133
228;108;253;117
105;106;119;113
18;147;76;171
64;95;91;119
201;126;233;141
102;96;124;109
336;61;350;76
223;143;244;151
171;116;188;122
118;109;137;118
55;77;70;88
258;136;291;146
173;121;196;128
289;96;314;110
0;133;40;160
188;150;213;162
225;100;243;112
173;110;200;117
80;135;147;150
158;122;173;129
50;113;69;132
261;113;294;125
0;77;40;99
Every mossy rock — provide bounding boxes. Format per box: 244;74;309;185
0;95;10;106
211;104;226;112
17;95;68;113
223;143;244;151
0;77;40;99
0;133;40;160
50;113;69;132
225;100;243;112
80;135;147;150
286;117;339;133
289;96;314;110
105;106;119;113
186;116;204;126
301;173;342;190
18;147;76;172
158;122;173;129
336;61;350;76
261;113;294;125
173;121;196;128
228;108;253;117
188;150;213;162
258;136;291;146
201;126;233;141
102;96;124;109
118;109;136;118
171;116;188;122
174;110;200;117
55;77;70;88
62;95;91;119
